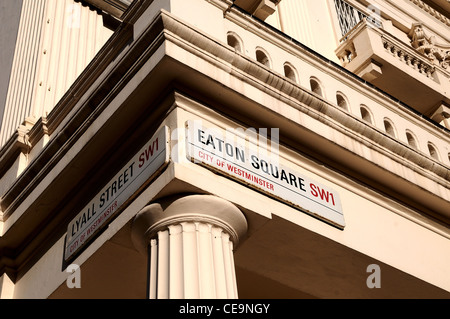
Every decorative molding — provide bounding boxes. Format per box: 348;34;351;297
3;8;448;218
131;194;248;254
1;4;449;221
408;22;450;69
337;41;357;66
1;4;450;281
0;9;134;216
383;36;435;78
27;116;48;146
0;118;35;178
408;0;450;26
82;0;132;18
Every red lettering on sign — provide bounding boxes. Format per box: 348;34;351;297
310;183;335;206
225;163;274;191
139;138;159;168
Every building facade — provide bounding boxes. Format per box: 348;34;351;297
0;0;449;299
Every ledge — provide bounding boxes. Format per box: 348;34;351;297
82;0;133;19
408;0;450;26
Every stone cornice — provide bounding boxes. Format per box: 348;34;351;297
408;0;450;26
82;0;132;19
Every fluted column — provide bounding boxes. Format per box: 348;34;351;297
131;194;247;299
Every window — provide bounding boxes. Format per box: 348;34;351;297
406;131;418;150
336;92;349;111
428;143;440;161
310;78;324;97
360;105;372;124
227;32;243;53
383;118;396;137
256;48;271;68
284;63;298;83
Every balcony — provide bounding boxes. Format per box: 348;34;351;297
335;19;450;118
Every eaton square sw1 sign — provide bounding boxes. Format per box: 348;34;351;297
185;121;345;229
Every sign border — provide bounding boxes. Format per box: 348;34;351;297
185;121;345;230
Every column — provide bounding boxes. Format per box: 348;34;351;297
131;194;248;299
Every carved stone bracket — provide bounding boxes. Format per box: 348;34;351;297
408;23;450;69
430;102;450;128
233;0;281;20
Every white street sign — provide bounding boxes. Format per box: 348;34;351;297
186;121;345;229
64;126;169;261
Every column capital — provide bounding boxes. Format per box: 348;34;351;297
131;194;248;254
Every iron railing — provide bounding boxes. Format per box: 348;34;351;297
334;0;381;37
